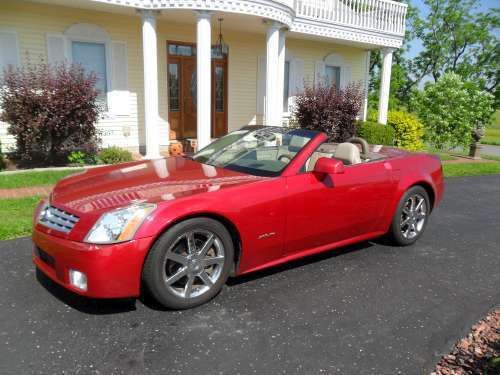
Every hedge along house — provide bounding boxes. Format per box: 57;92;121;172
0;0;407;158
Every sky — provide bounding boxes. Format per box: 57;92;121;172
406;0;499;59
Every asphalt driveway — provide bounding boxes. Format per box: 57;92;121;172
1;176;499;375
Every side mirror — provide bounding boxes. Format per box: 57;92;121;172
314;157;345;175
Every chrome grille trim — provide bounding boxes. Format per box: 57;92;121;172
39;205;80;233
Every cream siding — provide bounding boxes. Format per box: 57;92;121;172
1;0;368;153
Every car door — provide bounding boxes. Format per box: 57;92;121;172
283;160;395;255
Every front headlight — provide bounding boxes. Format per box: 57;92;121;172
85;202;156;244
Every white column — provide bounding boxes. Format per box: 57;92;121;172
265;21;282;126
277;28;286;122
378;47;394;125
140;10;161;159
361;50;371;122
196;11;212;150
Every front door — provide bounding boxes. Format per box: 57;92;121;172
167;42;228;140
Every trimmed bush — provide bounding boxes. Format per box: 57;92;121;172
387;111;425;151
98;147;133;165
0;62;101;164
356;121;394;146
293;82;363;142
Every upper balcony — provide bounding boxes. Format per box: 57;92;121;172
91;0;407;47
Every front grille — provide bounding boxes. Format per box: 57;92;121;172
39;205;80;233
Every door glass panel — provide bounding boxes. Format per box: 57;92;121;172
190;71;197;108
168;63;179;112
71;41;107;108
215;66;224;113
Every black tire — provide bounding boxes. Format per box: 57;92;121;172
142;218;234;310
388;185;431;246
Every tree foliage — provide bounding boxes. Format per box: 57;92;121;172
412;73;494;150
410;0;499;105
0;62;102;164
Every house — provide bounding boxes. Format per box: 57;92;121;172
0;0;407;158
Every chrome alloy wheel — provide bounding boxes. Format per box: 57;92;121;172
400;193;427;240
163;230;225;299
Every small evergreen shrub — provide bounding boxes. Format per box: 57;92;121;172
294;82;363;142
67;150;98;166
98;147;133;164
356;121;394;145
387;111;425;151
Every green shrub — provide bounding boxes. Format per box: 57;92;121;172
67;151;98;166
387;111;425;151
356;121;394;145
98;147;133;165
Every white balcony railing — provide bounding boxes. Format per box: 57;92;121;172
295;0;407;35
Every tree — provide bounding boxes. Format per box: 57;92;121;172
0;62;102;164
412;73;494;150
409;1;499;106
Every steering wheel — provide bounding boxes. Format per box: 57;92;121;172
346;137;369;158
278;154;293;164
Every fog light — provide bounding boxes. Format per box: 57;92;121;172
69;269;87;291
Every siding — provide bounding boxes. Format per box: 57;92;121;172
0;0;368;152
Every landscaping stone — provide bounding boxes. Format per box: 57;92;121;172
432;310;500;375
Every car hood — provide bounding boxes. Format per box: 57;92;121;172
51;157;263;214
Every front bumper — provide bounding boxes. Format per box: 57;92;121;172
32;228;155;298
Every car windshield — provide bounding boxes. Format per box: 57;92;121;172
192;126;318;176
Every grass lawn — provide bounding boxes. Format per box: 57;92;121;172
0;169;83;189
0;196;41;240
443;162;500;178
481;110;500;145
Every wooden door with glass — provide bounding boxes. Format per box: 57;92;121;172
167;42;228;141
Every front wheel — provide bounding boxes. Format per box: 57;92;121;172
388;186;430;246
142;218;234;310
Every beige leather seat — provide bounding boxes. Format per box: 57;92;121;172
334;142;361;165
306;151;333;171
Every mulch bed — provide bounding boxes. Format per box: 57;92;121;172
432;310;500;375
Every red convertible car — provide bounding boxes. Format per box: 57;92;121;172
33;126;444;309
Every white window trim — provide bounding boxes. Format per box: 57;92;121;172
282;52;297;118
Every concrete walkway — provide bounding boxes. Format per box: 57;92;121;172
481;144;500;156
0;185;52;199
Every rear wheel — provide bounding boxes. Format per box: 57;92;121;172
388;186;430;246
142;218;234;309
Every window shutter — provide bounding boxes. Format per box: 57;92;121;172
340;65;352;88
290;58;304;96
0;31;20;73
315;60;325;86
108;41;129;116
46;34;67;65
256;56;266;117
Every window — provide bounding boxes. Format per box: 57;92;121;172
168;44;195;56
71;41;108;107
0;31;19;77
283;61;290;112
325;65;341;89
